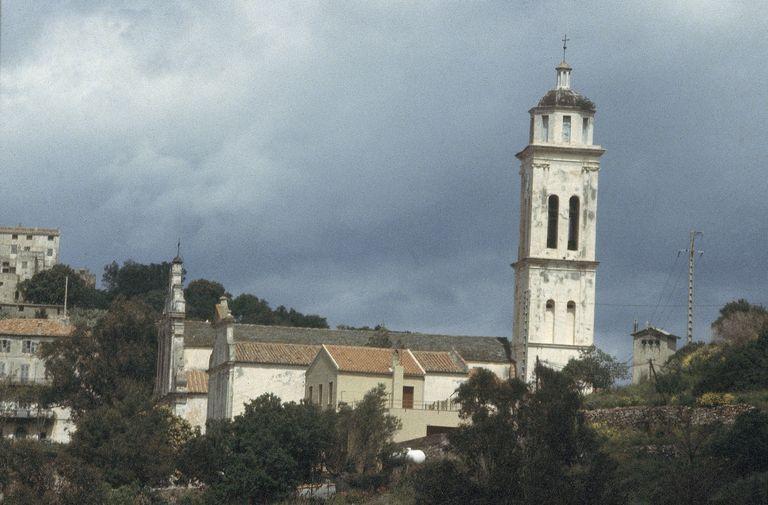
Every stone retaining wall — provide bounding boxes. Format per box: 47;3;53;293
583;404;754;431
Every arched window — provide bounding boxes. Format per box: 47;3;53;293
547;195;559;249
568;196;579;251
567;301;576;342
545;299;555;342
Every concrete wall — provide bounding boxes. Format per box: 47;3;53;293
632;335;677;384
185;347;213;370
0;335;55;383
389;408;462;442
422;374;466;404
465;361;514;380
174;394;208;432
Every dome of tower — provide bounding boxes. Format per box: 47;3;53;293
537;88;595;112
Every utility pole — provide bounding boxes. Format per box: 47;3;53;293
64;275;69;317
682;231;703;345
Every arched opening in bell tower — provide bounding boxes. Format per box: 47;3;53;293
567;301;576;342
545;299;555;342
568;196;580;250
547;195;559;249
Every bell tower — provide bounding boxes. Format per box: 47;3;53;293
511;57;605;381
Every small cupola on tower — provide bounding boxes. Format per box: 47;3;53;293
555;60;572;89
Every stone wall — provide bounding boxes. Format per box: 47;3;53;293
583;404;754;431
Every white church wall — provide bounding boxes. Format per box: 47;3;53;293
464;361;513;380
230;364;307;418
184;347;213;370
422;374;467;404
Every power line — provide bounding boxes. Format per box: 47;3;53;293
650;252;681;323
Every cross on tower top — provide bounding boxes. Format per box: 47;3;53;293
562;34;570;61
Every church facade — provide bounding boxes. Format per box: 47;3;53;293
511;60;605;381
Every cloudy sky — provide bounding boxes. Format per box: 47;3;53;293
2;1;766;360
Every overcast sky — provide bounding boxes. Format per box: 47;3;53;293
2;1;766;360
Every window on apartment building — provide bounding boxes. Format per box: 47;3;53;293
11;234;18;240
0;340;10;353
47;235;54;241
46;249;53;257
26;235;32;240
328;382;333;406
23;246;30;252
10;244;17;254
22;340;37;354
402;386;414;409
318;384;323;406
21;261;27;269
0;362;5;376
20;364;29;383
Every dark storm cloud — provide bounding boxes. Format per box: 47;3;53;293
2;1;766;359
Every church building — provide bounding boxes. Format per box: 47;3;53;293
511;58;605;381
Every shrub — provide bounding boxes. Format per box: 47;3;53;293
696;392;736;407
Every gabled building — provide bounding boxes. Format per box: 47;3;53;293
631;326;679;384
304;344;469;441
0;318;75;442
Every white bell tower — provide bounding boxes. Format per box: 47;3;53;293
511;56;605;381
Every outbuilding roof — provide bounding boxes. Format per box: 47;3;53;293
185;370;208;394
412;350;467;374
234;342;320;366
183;321;512;364
0;319;73;337
322;345;425;376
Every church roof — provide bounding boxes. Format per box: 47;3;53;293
234;342;320;366
322;345;425;376
537;88;595;112
182;320;513;364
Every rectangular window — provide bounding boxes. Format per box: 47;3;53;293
0;362;5;376
0;340;9;353
541;115;549;142
11;234;17;239
10;244;17;254
46;249;53;257
328;382;333;406
21;261;27;269
562;116;571;143
22;340;37;354
20;364;29;383
318;384;323;406
582;117;589;144
23;246;30;252
308;386;313;402
26;235;32;240
47;235;54;241
402;386;414;409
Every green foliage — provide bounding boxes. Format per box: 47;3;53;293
0;439;106;505
181;394;337;504
39;298;159;414
711;299;768;346
562;345;629;391
708;472;768;505
335;384;402;474
231;293;329;328
19;264;109;309
692;329;768;395
103;260;173;312
582;381;661;409
410;366;624;504
709;410;768;475
69;391;192;487
406;460;477;505
184;278;227;320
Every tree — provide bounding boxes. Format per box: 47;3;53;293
102;260;172;312
68;389;193;487
366;326;392;348
184;279;227;321
19;264;108;309
562;346;629;391
181;394;336;504
410;366;624;505
39;298;159;415
711;299;768;346
230;292;329;328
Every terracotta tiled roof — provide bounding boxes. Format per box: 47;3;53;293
323;345;424;376
0;319;73;337
183;320;513;363
185;370;208;394
412;350;468;374
234;342;320;365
